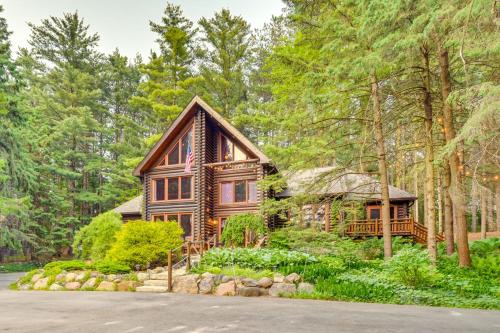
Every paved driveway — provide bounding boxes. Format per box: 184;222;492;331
0;272;25;289
0;288;498;333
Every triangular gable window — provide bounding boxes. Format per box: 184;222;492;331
158;127;193;167
220;134;248;162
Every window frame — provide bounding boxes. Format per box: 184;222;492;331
219;180;258;205
218;133;248;162
157;123;194;168
152;175;194;202
151;212;194;240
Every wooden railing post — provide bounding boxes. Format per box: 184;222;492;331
168;249;173;292
186;241;191;272
375;219;379;236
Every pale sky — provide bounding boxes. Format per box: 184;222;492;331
2;0;285;60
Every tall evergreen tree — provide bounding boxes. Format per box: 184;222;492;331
131;3;200;133
198;9;251;118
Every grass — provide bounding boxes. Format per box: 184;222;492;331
192;265;274;280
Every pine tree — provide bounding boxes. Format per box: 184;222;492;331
198;9;251;118
131;3;201;133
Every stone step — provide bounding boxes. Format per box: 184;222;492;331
143;280;168;287
136;285;168;293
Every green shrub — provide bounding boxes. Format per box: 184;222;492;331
95;260;131;274
384;248;440;288
43;260;88;272
470;237;499;257
106;220;183;269
221;213;266;246
0;262;40;273
72;211;122;261
17;269;41;285
201;248;316;270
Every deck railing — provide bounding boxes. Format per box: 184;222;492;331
346;218;414;236
345;217;444;243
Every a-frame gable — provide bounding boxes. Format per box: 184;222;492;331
133;96;270;176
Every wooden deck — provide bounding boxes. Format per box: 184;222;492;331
345;218;444;244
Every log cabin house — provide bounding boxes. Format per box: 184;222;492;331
115;96;439;244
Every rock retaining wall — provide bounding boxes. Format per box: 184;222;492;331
16;267;314;298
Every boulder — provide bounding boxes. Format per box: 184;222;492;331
258;277;273;288
106;274;117;281
259;288;269;296
90;271;99;278
31;273;42;283
75;272;87;282
273;273;284;283
237;286;260;297
117;281;138;292
221;275;234;283
269;283;296;297
284;273;301;284
33;277;49;290
96;281;115;291
215;281;236;296
150;272;169;280
152;267;164;273
201;272;215;279
198;277;214;294
240;278;259;287
173;268;186;277
173;274;199;294
137;272;149;281
65;282;81;290
55;273;66;282
297;282;314;294
49;283;64;291
81;278;97;289
213;275;224;285
65;272;77;282
19;284;31;291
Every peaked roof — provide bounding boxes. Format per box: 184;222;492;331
133;96;270;176
113;195;143;215
276;166;416;201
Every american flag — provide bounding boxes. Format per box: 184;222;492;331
184;143;194;173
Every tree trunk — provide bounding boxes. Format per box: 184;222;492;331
443;146;454;255
438;47;471;267
488;189;494;231
421;47;436;262
414;152;420;224
370;72;392;259
471;182;478;232
437;172;443;233
481;187;487;239
496;183;500;232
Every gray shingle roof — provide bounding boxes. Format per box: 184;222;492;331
276;166;416;201
113;195;143;215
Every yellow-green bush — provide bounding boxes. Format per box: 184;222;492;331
72;211;122;261
105;220;183;269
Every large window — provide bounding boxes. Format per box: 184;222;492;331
160;127;193;166
220;134;247;162
152;212;193;239
219;180;257;205
153;176;193;201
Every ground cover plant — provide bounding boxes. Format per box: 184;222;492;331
0;262;40;273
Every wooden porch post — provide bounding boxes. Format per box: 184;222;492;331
324;200;331;232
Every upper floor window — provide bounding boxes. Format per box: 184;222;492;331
220;134;247;162
153;176;193;202
220;180;257;205
163;127;193;166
